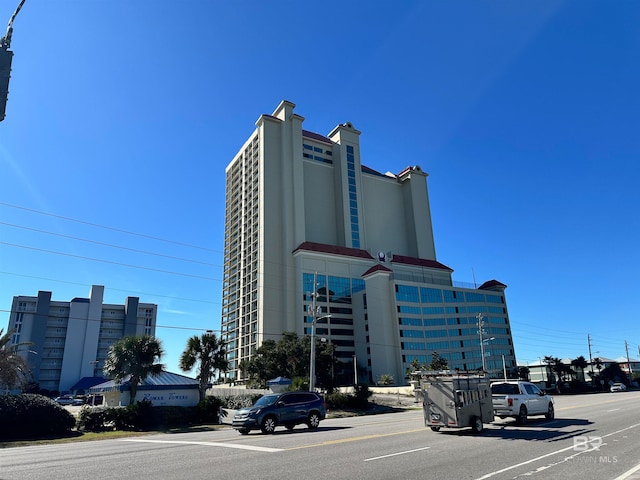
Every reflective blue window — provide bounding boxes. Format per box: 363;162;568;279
396;285;419;303
399;317;422;326
400;329;424;338
420;287;442;303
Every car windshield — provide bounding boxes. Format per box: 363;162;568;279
491;383;521;395
253;395;279;407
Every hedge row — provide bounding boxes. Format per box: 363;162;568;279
0;394;76;440
77;396;223;432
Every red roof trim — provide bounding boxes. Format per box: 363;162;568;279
302;130;333;145
390;254;453;271
478;279;507;290
362;264;393;277
293;241;374;260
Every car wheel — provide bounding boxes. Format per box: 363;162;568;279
285;423;295;431
545;403;554;420
307;412;321;429
238;428;249;435
260;416;277;434
471;416;484;434
516;405;527;425
430;426;441;432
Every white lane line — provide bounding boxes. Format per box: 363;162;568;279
613;462;640;480
607;408;621;412
364;446;430;462
473;422;640;480
120;438;282;453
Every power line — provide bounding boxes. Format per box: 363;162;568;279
0;241;219;281
0;201;220;253
0;221;217;266
0;271;219;305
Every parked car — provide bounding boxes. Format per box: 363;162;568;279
54;394;85;406
232;391;326;434
491;381;555;424
610;383;627;392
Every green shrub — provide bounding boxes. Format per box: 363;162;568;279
325;391;349;409
0;394;76;439
348;384;372;409
197;396;223;424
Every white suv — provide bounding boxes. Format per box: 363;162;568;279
491;381;554;424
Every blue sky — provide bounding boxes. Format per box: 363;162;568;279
1;1;639;376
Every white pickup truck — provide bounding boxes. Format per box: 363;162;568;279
491;381;555;424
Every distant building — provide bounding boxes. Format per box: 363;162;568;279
221;100;516;385
7;285;157;393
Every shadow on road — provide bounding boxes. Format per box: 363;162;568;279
434;417;595;442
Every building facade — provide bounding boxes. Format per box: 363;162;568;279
7;285;157;393
221;100;516;385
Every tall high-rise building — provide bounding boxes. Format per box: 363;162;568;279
7;285;157;393
221;100;515;385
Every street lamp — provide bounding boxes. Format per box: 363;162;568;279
483;336;495;373
309;311;330;391
477;313;487;372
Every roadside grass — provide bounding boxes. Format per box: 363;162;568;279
1;396;418;448
0;424;229;448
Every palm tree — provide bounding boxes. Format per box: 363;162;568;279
179;332;229;402
0;328;33;392
103;334;164;406
571;356;588;382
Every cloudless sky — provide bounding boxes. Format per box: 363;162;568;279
1;1;639;377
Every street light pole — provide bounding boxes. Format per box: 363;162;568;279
308;273;330;391
477;313;486;372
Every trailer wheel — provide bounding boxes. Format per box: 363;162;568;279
471;416;484;434
430;426;441;432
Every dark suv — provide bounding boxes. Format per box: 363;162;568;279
232;391;326;434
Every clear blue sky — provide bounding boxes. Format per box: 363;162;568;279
1;1;639;376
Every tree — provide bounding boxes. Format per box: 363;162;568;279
0;328;33;392
102;334;164;406
180;332;229;402
239;331;336;389
429;352;449;371
516;366;530;381
571;356;588;381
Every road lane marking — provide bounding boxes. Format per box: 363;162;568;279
286;428;426;450
613;462;640;480
473;422;640;480
364;446;430;462
607;408;621;412
119;438;282;453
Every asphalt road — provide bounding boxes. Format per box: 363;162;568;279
2;391;639;480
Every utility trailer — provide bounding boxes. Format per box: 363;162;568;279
419;371;493;434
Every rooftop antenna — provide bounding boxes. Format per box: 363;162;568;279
472;267;477;289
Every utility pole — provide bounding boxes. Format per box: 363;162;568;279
0;0;26;122
477;313;486;372
625;341;633;385
587;334;594;381
308;273;330;392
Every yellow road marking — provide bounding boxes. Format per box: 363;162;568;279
286;428;426;450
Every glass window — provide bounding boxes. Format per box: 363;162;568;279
399;317;422;326
421;287;443;303
400;329;424;338
346;145;354;154
465;292;485;303
396;285;419;303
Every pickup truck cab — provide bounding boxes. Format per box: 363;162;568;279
491;381;554;424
